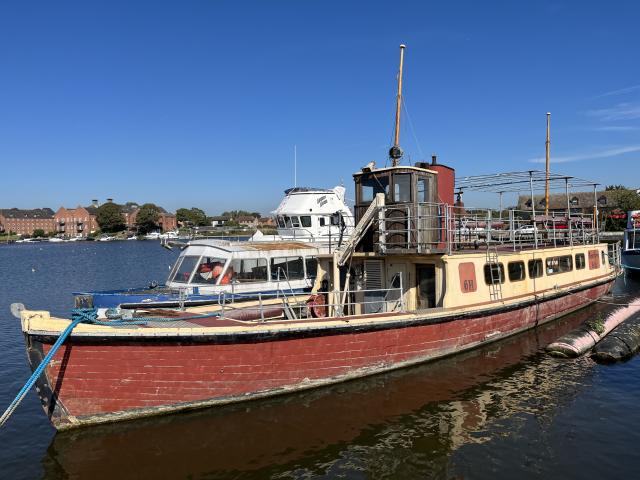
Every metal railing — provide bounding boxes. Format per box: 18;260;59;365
373;202;600;254
213;284;405;322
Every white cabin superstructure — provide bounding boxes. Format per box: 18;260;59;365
252;186;354;252
165;240;319;296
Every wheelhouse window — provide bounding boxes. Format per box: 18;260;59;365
228;258;268;283
528;259;543;278
508;261;525;282
291;216;301;228
276;216;286;228
575;253;586;270
300;216;312;228
417;177;429;203
170;256;201;283
393;173;411;203
271;256;305;280
546;255;573;275
484;263;505;285
360;174;389;203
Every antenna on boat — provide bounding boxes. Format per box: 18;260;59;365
544;112;551;215
390;44;406;166
294;144;297;188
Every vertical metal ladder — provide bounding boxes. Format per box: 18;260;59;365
486;246;503;301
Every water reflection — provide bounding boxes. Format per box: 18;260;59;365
42;303;612;480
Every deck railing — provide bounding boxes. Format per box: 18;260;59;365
374;202;600;254
216;285;405;321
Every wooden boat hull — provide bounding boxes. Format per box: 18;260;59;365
25;277;614;430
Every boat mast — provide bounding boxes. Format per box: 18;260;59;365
545;112;551;215
390;44;406;166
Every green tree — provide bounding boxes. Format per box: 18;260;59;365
136;203;161;234
605;184;627;191
176;207;208;226
33;229;45;237
604;189;640;231
221;210;261;219
96;202;126;233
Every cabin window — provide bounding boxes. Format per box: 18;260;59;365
194;256;228;284
319;217;326;227
360;174;389;202
508;261;525;282
305;257;317;278
417;177;429;203
601;251;607;265
291;216;301;228
271;256;305;280
588;249;600;269
484;263;505;285
528;259;543;278
284;216;293;228
458;262;477;293
277;216;286;228
228;258;268;282
393;173;412;203
545;255;573;275
300;216;312;228
576;253;586;270
170;256;200;283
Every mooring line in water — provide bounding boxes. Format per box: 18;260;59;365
0;316;83;428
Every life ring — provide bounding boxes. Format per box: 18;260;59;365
307;293;328;318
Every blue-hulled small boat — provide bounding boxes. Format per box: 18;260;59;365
74;239;319;309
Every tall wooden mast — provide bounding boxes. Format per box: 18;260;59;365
545;112;551;215
390;44;406;166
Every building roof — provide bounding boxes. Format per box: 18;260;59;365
517;190;624;210
0;208;55;219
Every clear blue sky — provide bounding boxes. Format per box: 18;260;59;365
1;0;639;214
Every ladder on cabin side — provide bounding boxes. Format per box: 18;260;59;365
276;267;299;320
486;246;503;301
335;193;385;267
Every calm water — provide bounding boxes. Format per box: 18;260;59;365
1;241;640;479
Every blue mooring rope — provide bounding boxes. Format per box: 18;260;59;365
0;306;221;427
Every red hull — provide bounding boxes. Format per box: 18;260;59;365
29;280;612;429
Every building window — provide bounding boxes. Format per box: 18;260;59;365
576;253;586;269
528;259;543;278
484;263;505;285
508;261;525;282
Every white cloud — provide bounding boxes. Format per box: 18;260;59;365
590;125;640;132
587;103;640;121
595;84;640;98
528;145;640;164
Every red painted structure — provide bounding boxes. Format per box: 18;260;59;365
28;278;613;429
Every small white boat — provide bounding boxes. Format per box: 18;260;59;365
98;235;115;242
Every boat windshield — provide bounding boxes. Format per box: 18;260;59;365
192;257;228;285
169;256;201;283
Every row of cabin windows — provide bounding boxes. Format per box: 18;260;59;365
483;251;605;285
276;215;312;229
360;173;431;204
276;214;342;229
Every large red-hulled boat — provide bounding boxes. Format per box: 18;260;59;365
15;45;620;430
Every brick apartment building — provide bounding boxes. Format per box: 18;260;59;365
53;205;100;237
0;208;56;236
126;205;177;232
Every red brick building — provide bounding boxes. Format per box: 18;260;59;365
127;206;177;232
0;208;56;236
53;206;99;238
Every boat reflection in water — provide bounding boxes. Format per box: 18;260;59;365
42;303;608;479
